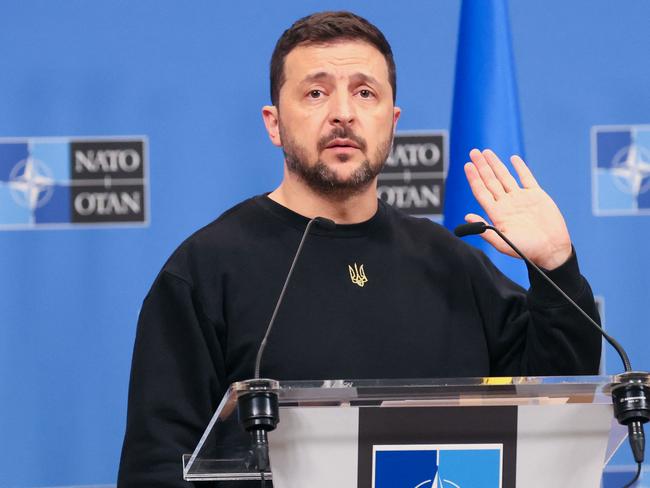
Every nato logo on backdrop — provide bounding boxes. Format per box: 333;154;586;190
592;125;650;215
0;137;148;230
378;131;447;220
373;444;502;488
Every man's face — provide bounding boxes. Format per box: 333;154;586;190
266;40;400;197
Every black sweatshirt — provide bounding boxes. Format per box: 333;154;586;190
118;195;601;487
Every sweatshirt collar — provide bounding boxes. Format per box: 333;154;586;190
254;193;386;238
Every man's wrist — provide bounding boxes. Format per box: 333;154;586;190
533;243;573;271
527;246;584;304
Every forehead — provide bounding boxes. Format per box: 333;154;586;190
282;40;390;85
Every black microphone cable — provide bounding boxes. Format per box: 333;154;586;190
455;222;630;370
237;215;335;488
254;216;336;379
622;461;642;488
455;221;649;487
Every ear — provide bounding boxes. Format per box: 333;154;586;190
262;105;282;147
392;106;401;130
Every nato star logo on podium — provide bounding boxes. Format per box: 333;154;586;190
592;125;650;215
372;444;502;488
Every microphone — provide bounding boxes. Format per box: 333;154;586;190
454;221;488;238
454;221;650;475
254;216;334;378
237;215;335;485
454;222;631;369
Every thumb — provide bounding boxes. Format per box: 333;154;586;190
464;213;489;226
463;214;510;254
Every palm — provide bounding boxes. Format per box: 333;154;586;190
463;149;572;270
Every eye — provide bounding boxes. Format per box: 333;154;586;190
358;89;374;99
308;89;323;99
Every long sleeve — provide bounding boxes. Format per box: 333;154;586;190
472;249;602;376
118;271;226;487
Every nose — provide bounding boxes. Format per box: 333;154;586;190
329;91;355;126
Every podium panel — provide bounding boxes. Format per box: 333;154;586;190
183;376;630;487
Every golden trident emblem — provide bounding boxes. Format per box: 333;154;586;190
348;263;368;287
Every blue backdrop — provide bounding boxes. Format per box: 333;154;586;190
1;1;649;486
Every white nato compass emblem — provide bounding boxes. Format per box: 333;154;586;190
8;157;55;209
414;472;460;488
610;144;650;196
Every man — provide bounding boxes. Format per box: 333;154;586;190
118;11;600;487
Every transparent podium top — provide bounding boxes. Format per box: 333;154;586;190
183;374;645;482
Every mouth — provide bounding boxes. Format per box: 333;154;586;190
325;139;361;150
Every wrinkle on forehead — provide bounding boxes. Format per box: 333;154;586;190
284;41;389;82
301;71;380;87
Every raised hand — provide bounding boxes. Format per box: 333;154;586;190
463;148;572;270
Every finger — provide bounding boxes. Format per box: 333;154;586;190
464;162;496;209
464;214;511;254
511;155;540;188
463;213;490;227
483;149;519;192
469;148;506;198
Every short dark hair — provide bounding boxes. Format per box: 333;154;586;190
270;11;397;106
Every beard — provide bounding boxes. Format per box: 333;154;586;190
279;122;393;198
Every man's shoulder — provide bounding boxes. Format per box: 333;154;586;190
183;195;265;244
381;202;459;243
380;202;488;264
161;195;269;279
195;195;265;239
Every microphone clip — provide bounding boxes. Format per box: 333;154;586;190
611;371;650;464
236;379;280;474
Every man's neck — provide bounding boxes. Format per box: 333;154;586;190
268;173;379;225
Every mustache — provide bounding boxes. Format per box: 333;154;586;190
317;126;367;153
